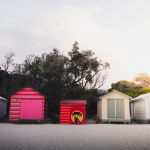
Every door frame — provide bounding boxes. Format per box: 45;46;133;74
107;99;124;118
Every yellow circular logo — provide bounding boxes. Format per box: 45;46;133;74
71;111;83;123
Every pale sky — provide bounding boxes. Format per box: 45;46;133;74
0;0;150;89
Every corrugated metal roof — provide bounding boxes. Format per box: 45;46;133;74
60;100;87;104
0;96;9;101
130;92;150;102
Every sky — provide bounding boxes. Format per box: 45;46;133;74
0;0;150;89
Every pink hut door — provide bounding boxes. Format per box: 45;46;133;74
20;100;42;119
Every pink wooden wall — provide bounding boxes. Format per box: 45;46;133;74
9;86;46;121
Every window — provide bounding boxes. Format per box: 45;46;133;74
107;99;124;118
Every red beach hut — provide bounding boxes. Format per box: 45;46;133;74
9;86;48;122
60;100;87;124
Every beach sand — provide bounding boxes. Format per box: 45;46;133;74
0;123;149;150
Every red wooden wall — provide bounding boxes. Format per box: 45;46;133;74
9;86;46;121
60;104;70;124
70;104;86;124
60;100;87;124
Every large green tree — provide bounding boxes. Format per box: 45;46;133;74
108;80;143;92
108;80;150;98
0;51;15;94
41;49;70;113
0;41;110;115
68;41;110;89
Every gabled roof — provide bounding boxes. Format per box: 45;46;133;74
130;92;150;102
0;96;9;101
60;100;87;104
99;90;132;99
9;85;47;98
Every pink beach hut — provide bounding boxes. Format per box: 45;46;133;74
9;86;47;122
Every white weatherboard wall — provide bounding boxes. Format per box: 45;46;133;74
145;98;150;120
97;99;102;119
134;100;145;120
130;93;150;121
130;102;134;118
0;100;7;119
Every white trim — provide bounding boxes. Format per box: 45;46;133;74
130;93;150;102
107;98;124;118
144;98;146;120
0;96;9;101
130;98;143;102
99;90;132;99
115;99;116;118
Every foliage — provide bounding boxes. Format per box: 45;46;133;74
0;51;15;94
108;80;150;98
108;80;143;93
121;88;150;98
41;49;68;113
133;73;150;88
50;114;60;124
0;41;110;115
68;41;110;89
86;110;97;119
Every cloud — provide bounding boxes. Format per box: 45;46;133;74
0;5;102;60
138;16;150;29
0;5;138;89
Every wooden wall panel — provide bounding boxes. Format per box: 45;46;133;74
9;99;21;120
60;104;70;124
9;115;20;119
130;102;134;117
84;105;86;124
42;100;44;121
10;103;20;107
9;111;20;115
11;99;21;103
0;101;7;119
9;86;46;121
10;107;20;111
134;100;145;120
97;99;102;119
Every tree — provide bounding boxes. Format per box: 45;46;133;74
121;88;150;98
0;51;15;94
108;80;150;98
68;41;110;89
108;80;142;92
133;73;150;88
40;49;70;114
11;54;36;92
0;42;110;116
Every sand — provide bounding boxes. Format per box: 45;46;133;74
0;123;150;150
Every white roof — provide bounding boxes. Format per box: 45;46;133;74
99;90;132;99
0;96;9;101
130;93;150;102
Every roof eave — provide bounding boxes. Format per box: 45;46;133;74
99;90;132;99
130;98;143;102
0;97;9;101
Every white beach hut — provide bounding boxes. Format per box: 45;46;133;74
97;90;132;124
0;96;9;119
130;93;150;124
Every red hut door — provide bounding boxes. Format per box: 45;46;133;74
20;100;42;119
70;104;84;124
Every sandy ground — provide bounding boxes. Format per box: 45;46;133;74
0;124;150;150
